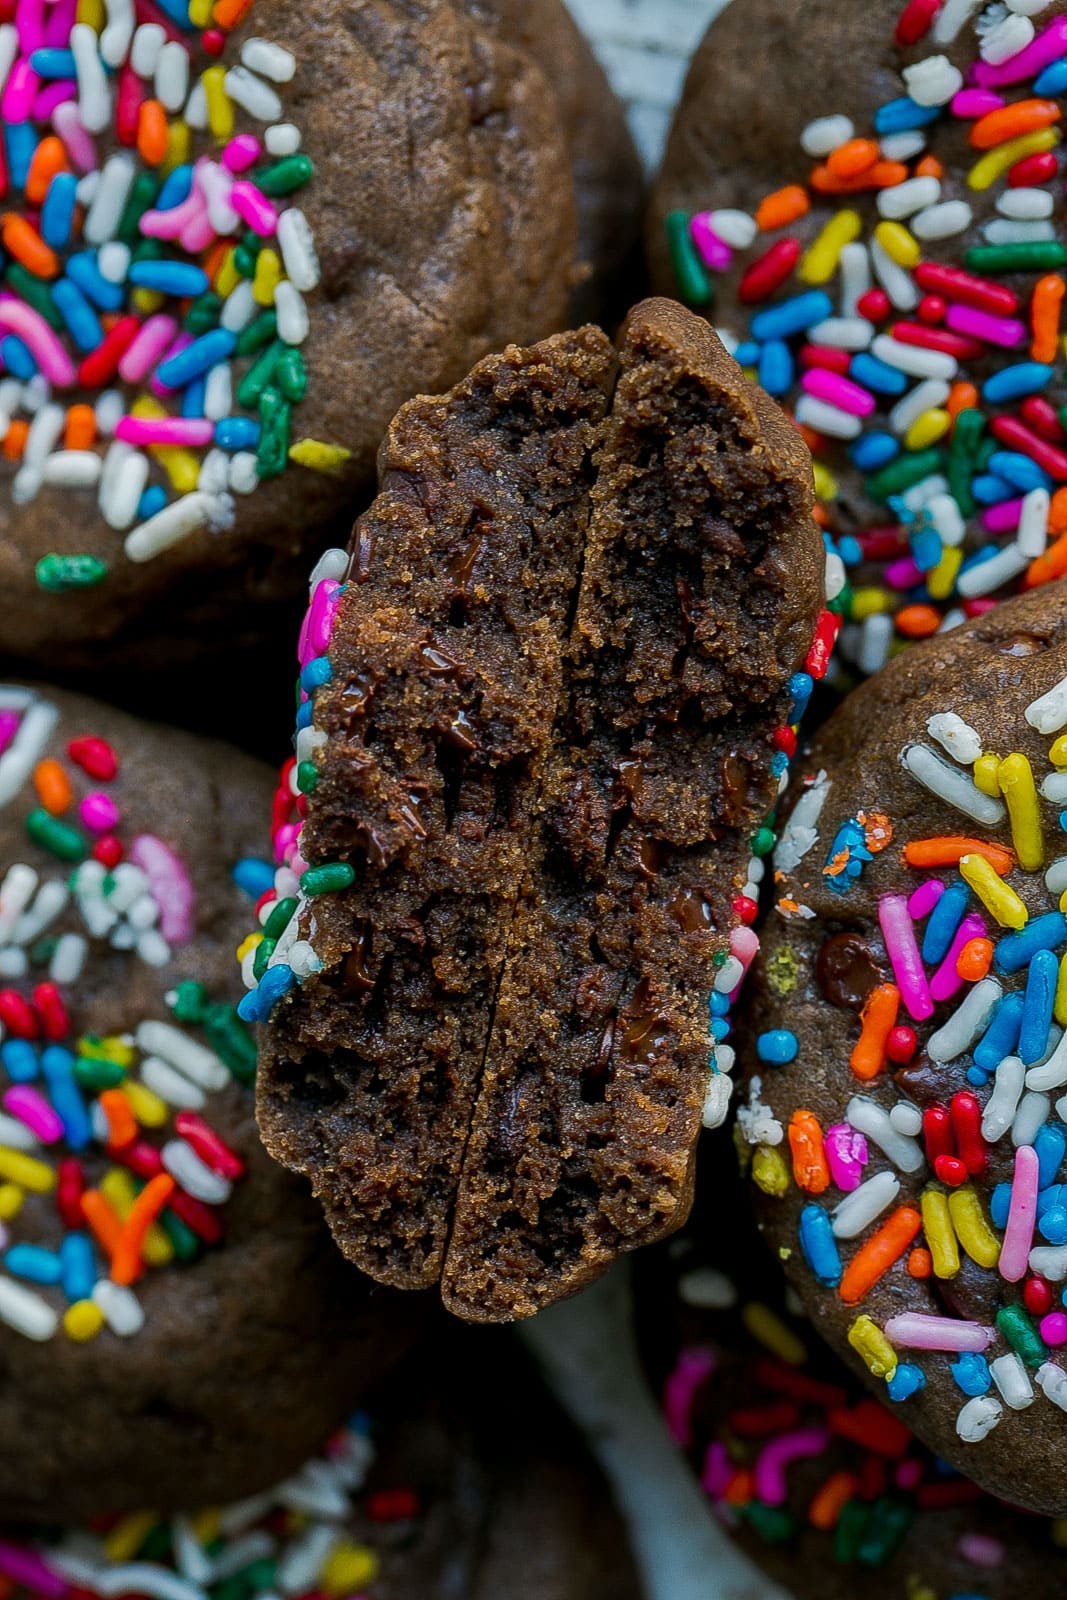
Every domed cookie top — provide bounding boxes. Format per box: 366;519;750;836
651;0;1067;683
239;298;826;1322
0;0;588;671
738;583;1067;1516
0;684;415;1522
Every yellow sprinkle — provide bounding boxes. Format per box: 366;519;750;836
76;0;104;25
289;439;354;474
948;1185;1001;1270
191;1509;221;1543
104;1513;158;1564
252;246;283;307
905;408;950;452
0;1183;24;1220
799;209;863;285
190;0;213;21
959;851;1028;929
202;65;234;142
973;752;1002;798
751;1143;790;1197
214;248;241;298
812;461;838;502
320;1544;380;1597
875;219;921;269
1052;734;1067;768
131;398;200;491
742;366;757;383
926;543;962;601
162;120;192;178
0;1149;54;1193
742;1301;807;1365
1056;952;1067;1028
998;752;1044;872
123;1079;169;1130
848;1314;897;1380
101;1169;174;1266
132;288;165;316
920;1188;959;1279
1054;1518;1067;1550
907;1585;937;1600
969;127;1060;191
79;1033;134;1067
848;586;892;620
237;931;264;963
64;1299;106;1343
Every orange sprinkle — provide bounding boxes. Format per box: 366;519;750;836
947;382;980;422
80;1188;123;1257
788;1109;831;1195
1050;487;1067;535
202;238;230;286
110;1173;177;1287
756;184;810;232
724;1469;755;1508
903;836;1015;875
812;503;830;528
0;213;59;279
24;136;67;207
957;936;994;982
808;1471;857;1531
907;1247;933;1279
969;97;1061;151
212;0;255;26
914;155;943;179
1024;528;1067;589
827;138;880;178
137;99;170;167
64;404;96;452
839;1206;922;1304
810;160;908;195
849;983;900;1081
99;1089;137;1152
894;603;941;638
32;758;71;817
2;420;28;461
796;423;826;456
1032;273;1065;364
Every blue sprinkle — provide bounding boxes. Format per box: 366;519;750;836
732;341;759;367
950;1352;991;1397
181;375;207;419
709;991;731;1018
983;363;1054;406
53;277;103;354
850;353;909;398
156;327;236;390
128;260;211;297
300;656;333;693
5;124;37;190
1035;59;1067;96
237;963;295;1022
788;670;813;722
155;165;194;212
966;1065;989;1087
153;0;193;24
41;1045;90;1150
838;535;863;566
873;97;942;134
987;451;1053;494
59;1232;96;1303
850;431;899;472
771;751;788;778
295;699;314;730
911;525;942;573
1040;1205;1067;1246
233;857;276;899
0;1040;38;1082
1037;1182;1066;1218
0;335;36;380
758;339;794;398
887;1363;926;1402
1020;948;1058;1065
922;879;969;967
710;1015;731;1042
991;1183;1012;1230
215;416;261;452
995;912;1067;974
971;473;1016;506
5;1243;63;1286
138;485;168;520
749;291;833;344
28;48;76;77
757;1029;798;1065
66;251;125;312
973;992;1024;1073
798;1204;842;1287
41;171;78;250
1036;1122;1067;1189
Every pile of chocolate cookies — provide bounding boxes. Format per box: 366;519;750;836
11;1;1067;1598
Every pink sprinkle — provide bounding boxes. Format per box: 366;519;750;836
79;791;120;834
33;79;75;121
150;332;193;397
118;314;178;385
221;133;261;173
1;59;39;123
951;88;1004;118
1040;1311;1067;1346
883;1312;995;1352
701;1440;734;1499
907;878;944;920
957;1533;1005;1569
115;416;214;448
129;834;196;945
972;15;1067;87
273;821;301;861
17;0;46;52
878;893;933;1021
0;712;19;756
929;911;987;1002
3;1085;64;1145
885;556;923;590
0;1543;68;1600
982;497;1023;535
824;1123;868;1192
801;368;876;417
664;1347;716;1447
728;923;760;1002
230;180;279;238
140;194;207;241
945;303;1027;348
689;213;732;273
44;0;77;49
304;578;342;663
894;1458;923;1490
754;1429;831;1506
52;99;97;174
0;301;75;386
179;208;218;255
1000;1143;1040;1282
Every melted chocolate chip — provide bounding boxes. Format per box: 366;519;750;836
343;925;375;991
815;932;882;1010
670;886;714;932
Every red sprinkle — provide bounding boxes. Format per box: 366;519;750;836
728;1400;802;1439
933;1153;968;1186
114;1139;165;1180
753;1357;848;1409
368;1488;421;1522
856;288;891;322
32;982;68;1042
885;1025;916;1064
991;415;1067;481
913;261;1019;316
917;294;946;324
168;1187;224;1244
828;1399;911;1458
806;610;841;680
950;1090;987;1177
174;1111;246;1179
68;736;118;781
0;989;38;1039
895;0;941;45
56;1158;86;1232
201;27;227;54
857;526;910;560
92;834;124;868
1021;395;1067;442
78;316;140;389
738;238;802;304
800;343;852;374
857;1454;888;1501
892;321;984;360
917;1478;985;1509
732;894;759;925
771;725;798;757
1024;1275;1054;1316
1009;150;1059;187
922;1104;953;1164
115;61;144;146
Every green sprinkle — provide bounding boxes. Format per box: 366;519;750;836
996;1302;1047;1368
25;808;87;863
137;1525;174;1563
832;1499;867;1564
73;1055;126;1091
30;936;58;967
257;386;291;479
202;1002;257;1082
947;407;983;519
252;936;277;981
263;896;298;939
6;265;63;330
296;760;318;795
750;825;776;857
118;172;159;245
275;346;306;402
169;980;207;1024
255;154;314;197
185;291;222;335
665;210;713;308
236;310;278;358
856;1498;912;1568
301;861;356;895
865;448;944;502
965;242;1067;274
237;338;281;407
36;553;107;592
741;1502;796;1544
131;236;164;265
158;1207;201;1263
233;241;259;278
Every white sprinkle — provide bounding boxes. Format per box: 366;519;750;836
1042;771;1067;803
100;0;135;68
825;548;846;602
901;742;1005;824
24;403;64;469
1025;1024;1067;1090
0;27;16;100
877;177;941;220
678;1266;737;1310
858;612;893;677
49;931;86;986
870;238;919;312
276;1523;337;1595
274;280;309;345
713;955;744;994
51;1558;205;1600
956;1393;1003;1442
98;241;131;284
11;877;64;945
1017;487;1050;559
701;1071;732;1131
95;388;124;435
903;54;963;106
220;280;258;334
184;78;208;129
92;1278;144;1337
1046;857;1067;897
1037;1361;1067;1413
84;153;136;246
124;492;213;563
141;1055;207;1110
209;1533;276;1582
984;217;1056;244
929;977;1002;1064
130;21;165;76
981;12;1035;61
806;316;874;351
229;452;259;495
870;335;957;380
0;863;38;945
135;1021;228;1091
287;939;322;979
957;543;1030;598
879;131;927;162
800;114;854;157
846;1096;925;1173
310;547;349;590
990;1351;1034;1409
265;122;302;157
241;37;297;82
926;711;983;765
889;377;950;437
794;394;862;440
277;208;320;292
171;1521;214;1589
1013;1089;1050;1146
0;1112;38;1152
831;1170;901;1239
136;928;171;968
839;242;871;317
1026;675;1067;735
162;1138;232;1205
204;363;233;423
982;1054;1026;1140
1031;1244;1067;1280
224;64;283;122
197;448;229;498
911;200;974;241
42;451;102;490
75;171;100;209
71;23;111;132
108;861;148;913
997;187;1055;220
196;159;239;236
934;0;984;42
0;699;60;809
155;40;189;112
1007;0;1053;11
0;949;26;977
0;1275;58;1340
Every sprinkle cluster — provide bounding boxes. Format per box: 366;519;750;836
0;0;345;587
667;0;1067;682
0;686;259;1344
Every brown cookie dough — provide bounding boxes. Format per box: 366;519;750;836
0;0;639;683
251;296;824;1321
0;684;418;1522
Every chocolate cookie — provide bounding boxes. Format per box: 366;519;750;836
650;0;1067;682
0;684;416;1522
0;0;634;682
244;296;825;1321
736;581;1067;1516
638;1138;1067;1600
0;1331;639;1600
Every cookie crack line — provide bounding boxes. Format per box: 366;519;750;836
246;296;827;1322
